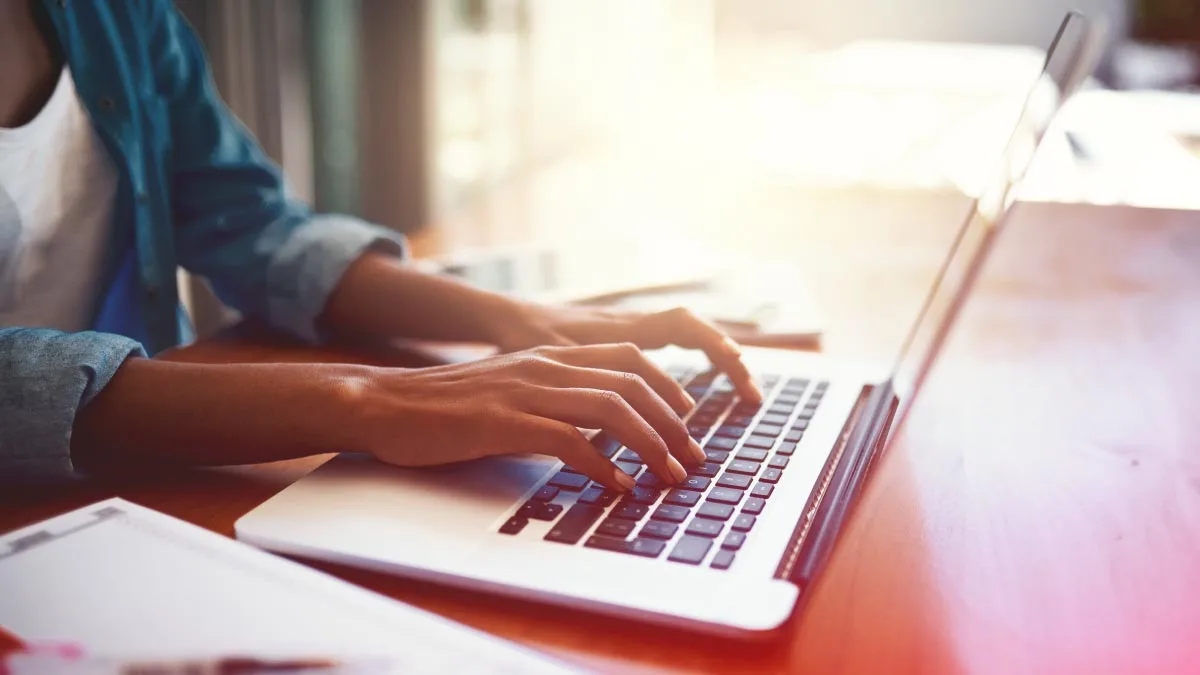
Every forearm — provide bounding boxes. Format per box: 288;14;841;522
71;358;368;469
320;251;532;345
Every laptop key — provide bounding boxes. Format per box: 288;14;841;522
769;456;790;469
753;424;784;438
732;514;756;532
612;503;650;521
687;425;710;440
618;450;644;464
742;435;775;450
705;436;737;452
591;433;622;458
636;473;665;489
760;413;790;426
761;468;784;484
626;487;661;505
751;482;774;499
786;378;810;390
499;516;527;535
578;485;619;507
585;536;666;559
713;425;745;439
532;486;560;502
791;419;809;432
639;521;679;540
548;471;590;491
615;461;642;476
696;502;735;521
596;518;637;538
726;460;761;476
652;505;690;523
708;488;744;505
776;441;798;456
689;462;722;478
710;549;736;570
705;449;730;464
681;476;711;492
716;473;753;490
785;430;803;444
735;448;769;462
686;519;724;538
725;413;754;427
544;504;605;544
668;536;713;565
663;489;703;508
732;401;761;415
742;497;766;515
532;503;563;521
722;532;747;550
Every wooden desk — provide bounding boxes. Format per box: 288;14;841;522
4;201;1200;673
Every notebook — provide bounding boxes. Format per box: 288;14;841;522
0;499;583;674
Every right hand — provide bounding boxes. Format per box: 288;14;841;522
338;343;708;492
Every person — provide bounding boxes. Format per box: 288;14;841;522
0;0;760;490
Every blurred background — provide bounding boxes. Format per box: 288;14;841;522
173;0;1200;350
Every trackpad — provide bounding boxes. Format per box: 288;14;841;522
295;453;559;533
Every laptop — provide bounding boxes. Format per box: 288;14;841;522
236;13;1103;638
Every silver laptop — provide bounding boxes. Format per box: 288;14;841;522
236;14;1102;638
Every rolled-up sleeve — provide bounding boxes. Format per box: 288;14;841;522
0;328;145;482
264;215;407;343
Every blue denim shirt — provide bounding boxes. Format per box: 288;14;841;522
0;0;407;480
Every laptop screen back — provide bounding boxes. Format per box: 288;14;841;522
886;12;1106;426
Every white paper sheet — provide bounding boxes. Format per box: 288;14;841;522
0;499;584;674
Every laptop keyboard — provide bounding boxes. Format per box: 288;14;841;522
498;368;828;571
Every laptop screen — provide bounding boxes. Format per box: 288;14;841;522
886;12;1106;426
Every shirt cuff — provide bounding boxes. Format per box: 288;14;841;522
264;215;409;344
0;328;146;482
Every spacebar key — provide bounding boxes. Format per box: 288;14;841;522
544;504;605;544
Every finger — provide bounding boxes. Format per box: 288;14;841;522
634;308;763;403
523;388;691;483
546;343;695;417
536;363;703;475
522;417;636;492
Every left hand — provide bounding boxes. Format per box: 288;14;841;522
495;304;763;403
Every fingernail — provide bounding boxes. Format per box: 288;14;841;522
751;380;765;403
687;438;707;465
613;468;636;491
684;392;697;409
667;456;688;483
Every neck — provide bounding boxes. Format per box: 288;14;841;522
0;0;63;128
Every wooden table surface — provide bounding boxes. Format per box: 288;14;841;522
4;199;1200;674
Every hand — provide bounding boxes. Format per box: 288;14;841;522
495;305;763;403
340;344;709;491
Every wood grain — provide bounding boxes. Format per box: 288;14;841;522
3;200;1199;674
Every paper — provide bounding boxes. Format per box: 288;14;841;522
0;499;584;674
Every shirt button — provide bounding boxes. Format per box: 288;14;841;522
98;96;115;111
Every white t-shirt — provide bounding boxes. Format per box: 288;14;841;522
0;67;117;332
